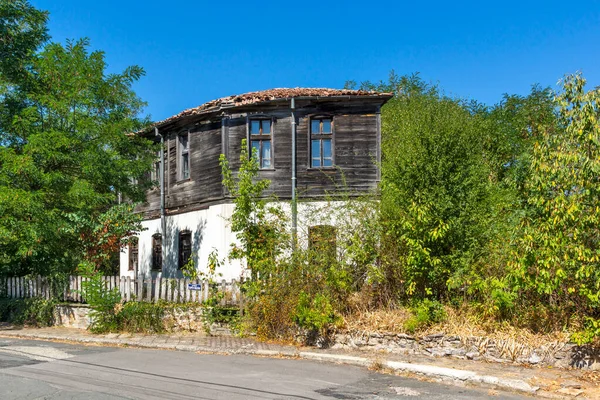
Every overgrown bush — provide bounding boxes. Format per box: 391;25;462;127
572;318;600;346
509;74;600;324
117;301;166;333
218;72;600;344
0;297;56;327
403;299;447;334
294;292;340;335
77;261;122;333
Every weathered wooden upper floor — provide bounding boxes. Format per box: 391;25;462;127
138;88;392;218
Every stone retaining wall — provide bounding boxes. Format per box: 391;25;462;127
55;304;91;329
53;304;231;335
53;304;600;369
331;331;600;369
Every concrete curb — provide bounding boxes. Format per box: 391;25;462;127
0;330;539;396
385;360;539;394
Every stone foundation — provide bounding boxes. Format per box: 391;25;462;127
53;304;231;335
54;304;92;329
331;331;600;369
163;306;231;335
53;304;600;370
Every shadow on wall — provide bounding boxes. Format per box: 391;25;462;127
140;238;150;278
159;216;206;279
192;221;204;266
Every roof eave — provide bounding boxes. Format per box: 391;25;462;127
144;93;393;134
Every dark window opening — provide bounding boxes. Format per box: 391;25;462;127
150;150;161;185
152;233;162;271
178;230;192;269
128;238;138;271
310;118;333;168
250;119;272;169
179;132;190;180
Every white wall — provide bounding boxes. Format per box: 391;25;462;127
120;203;242;281
119;200;348;280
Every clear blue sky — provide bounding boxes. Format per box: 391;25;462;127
32;0;600;122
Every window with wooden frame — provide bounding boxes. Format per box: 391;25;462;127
178;230;192;269
149;150;161;185
310;117;333;168
128;237;139;271
178;131;190;180
249;118;272;169
151;233;162;271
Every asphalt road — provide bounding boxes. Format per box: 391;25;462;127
0;337;528;399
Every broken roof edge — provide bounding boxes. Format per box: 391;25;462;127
141;87;393;134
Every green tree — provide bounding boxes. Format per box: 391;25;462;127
220;140;288;285
0;1;155;275
379;83;499;300
347;71;558;308
510;73;600;315
0;0;49;85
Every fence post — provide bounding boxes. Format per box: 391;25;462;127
124;276;130;302
145;278;152;302
136;277;143;301
158;278;165;302
177;279;183;303
220;279;227;306
154;278;160;303
201;280;208;303
171;278;177;303
184;278;190;302
231;279;237;304
165;278;171;302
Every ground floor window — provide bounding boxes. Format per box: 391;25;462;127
178;230;192;269
128;238;138;271
152;233;162;271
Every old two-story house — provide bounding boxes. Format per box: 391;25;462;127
120;88;392;280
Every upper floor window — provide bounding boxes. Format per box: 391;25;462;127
150;150;161;185
128;237;139;271
178;132;190;180
152;233;162;271
250;119;272;169
178;230;192;269
310;117;333;168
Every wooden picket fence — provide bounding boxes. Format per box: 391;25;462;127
0;275;243;306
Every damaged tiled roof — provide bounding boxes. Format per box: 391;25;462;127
151;87;392;129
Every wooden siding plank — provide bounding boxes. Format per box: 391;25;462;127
136;102;382;216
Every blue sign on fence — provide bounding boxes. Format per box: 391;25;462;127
188;283;202;291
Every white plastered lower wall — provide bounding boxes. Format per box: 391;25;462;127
119;200;351;280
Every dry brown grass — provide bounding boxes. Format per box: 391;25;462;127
341;305;570;350
342;308;412;333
